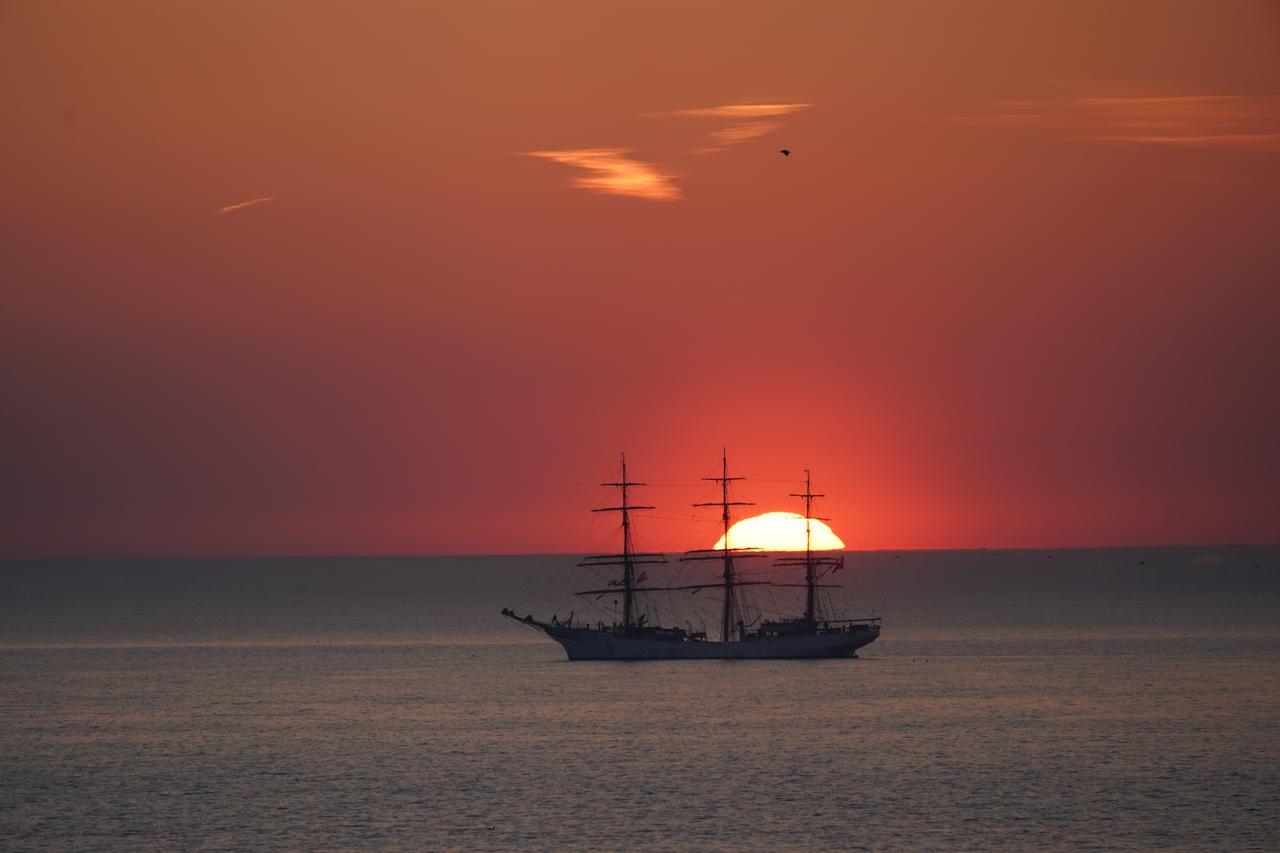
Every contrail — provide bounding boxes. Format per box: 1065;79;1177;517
218;196;278;215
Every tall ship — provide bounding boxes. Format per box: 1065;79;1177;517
502;452;881;660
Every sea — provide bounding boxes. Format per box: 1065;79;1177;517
2;547;1277;850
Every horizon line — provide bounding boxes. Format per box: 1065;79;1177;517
2;541;1277;562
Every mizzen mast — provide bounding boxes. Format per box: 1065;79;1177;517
791;469;828;626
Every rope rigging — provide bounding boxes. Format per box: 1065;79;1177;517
511;455;882;638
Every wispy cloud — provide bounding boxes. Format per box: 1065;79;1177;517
523;149;681;201
658;103;814;119
954;93;1280;149
218;196;278;214
653;102;813;153
523;102;812;200
709;121;784;145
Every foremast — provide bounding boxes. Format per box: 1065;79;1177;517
578;454;665;631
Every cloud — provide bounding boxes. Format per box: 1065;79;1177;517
218;196;278;214
523;149;681;201
523;102;812;200
658;103;814;119
652;102;813;153
708;121;784;145
954;92;1280;150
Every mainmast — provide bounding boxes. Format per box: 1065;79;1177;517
790;469;826;627
694;449;754;642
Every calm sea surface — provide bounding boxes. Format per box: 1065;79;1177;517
2;548;1278;850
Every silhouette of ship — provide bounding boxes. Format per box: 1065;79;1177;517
502;452;881;660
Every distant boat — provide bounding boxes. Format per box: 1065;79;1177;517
502;452;881;660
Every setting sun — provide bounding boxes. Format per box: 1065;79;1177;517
712;512;845;552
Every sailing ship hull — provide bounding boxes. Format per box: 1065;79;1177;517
541;624;879;660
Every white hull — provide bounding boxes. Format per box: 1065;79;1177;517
540;624;879;660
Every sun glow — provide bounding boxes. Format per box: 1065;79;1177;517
712;512;845;552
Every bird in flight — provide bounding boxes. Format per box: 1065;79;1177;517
779;148;791;156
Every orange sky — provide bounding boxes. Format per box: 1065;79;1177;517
2;1;1278;556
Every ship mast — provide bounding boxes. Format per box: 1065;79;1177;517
790;469;826;627
593;453;654;630
578;455;660;627
694;449;754;642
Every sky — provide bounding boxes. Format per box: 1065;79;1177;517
2;0;1278;557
